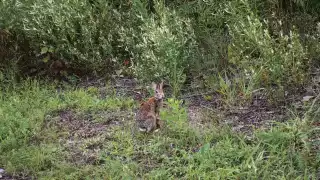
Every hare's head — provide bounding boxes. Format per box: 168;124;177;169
152;81;165;100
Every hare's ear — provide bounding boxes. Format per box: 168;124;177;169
151;82;157;90
159;80;164;88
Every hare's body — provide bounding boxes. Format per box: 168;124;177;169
136;97;158;132
136;81;164;133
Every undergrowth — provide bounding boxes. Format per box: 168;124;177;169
2;0;319;99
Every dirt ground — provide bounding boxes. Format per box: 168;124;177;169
76;75;318;135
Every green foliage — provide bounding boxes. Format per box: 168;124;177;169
120;1;196;97
0;0;123;73
177;0;231;74
1;0;319;97
0;80;55;153
227;0;308;87
160;98;189;135
4;144;59;175
26;0;118;72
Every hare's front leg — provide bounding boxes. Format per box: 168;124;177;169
154;118;164;132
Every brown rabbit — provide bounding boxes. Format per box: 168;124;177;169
135;81;165;133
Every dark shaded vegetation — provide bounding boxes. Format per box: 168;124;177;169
1;0;319;90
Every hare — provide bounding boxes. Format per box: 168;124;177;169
135;81;165;133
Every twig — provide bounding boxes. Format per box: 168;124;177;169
251;88;266;94
199;104;216;112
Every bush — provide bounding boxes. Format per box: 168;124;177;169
176;0;231;74
1;0;319;98
0;0;126;74
122;1;196;97
26;0;119;72
226;0;309;88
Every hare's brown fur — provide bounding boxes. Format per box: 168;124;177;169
136;81;164;133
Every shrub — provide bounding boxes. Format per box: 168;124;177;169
24;0;119;72
226;0;309;88
131;1;196;97
0;0;318;100
176;0;231;75
0;0;126;74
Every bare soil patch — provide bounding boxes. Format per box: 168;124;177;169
44;109;134;165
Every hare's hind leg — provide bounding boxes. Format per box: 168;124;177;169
139;127;147;132
143;118;155;133
136;119;147;132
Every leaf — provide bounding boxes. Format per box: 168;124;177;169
302;96;314;102
115;69;122;76
41;47;48;54
203;95;213;101
48;47;54;53
42;55;50;63
199;143;210;154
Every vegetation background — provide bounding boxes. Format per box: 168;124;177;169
0;0;319;179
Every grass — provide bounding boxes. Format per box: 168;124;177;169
0;79;319;179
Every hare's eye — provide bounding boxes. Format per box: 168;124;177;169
155;90;159;93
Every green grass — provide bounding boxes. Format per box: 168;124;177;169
0;79;319;179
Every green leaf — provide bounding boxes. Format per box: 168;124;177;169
42;55;50;63
115;69;122;76
48;47;54;53
41;47;48;54
199;143;210;154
